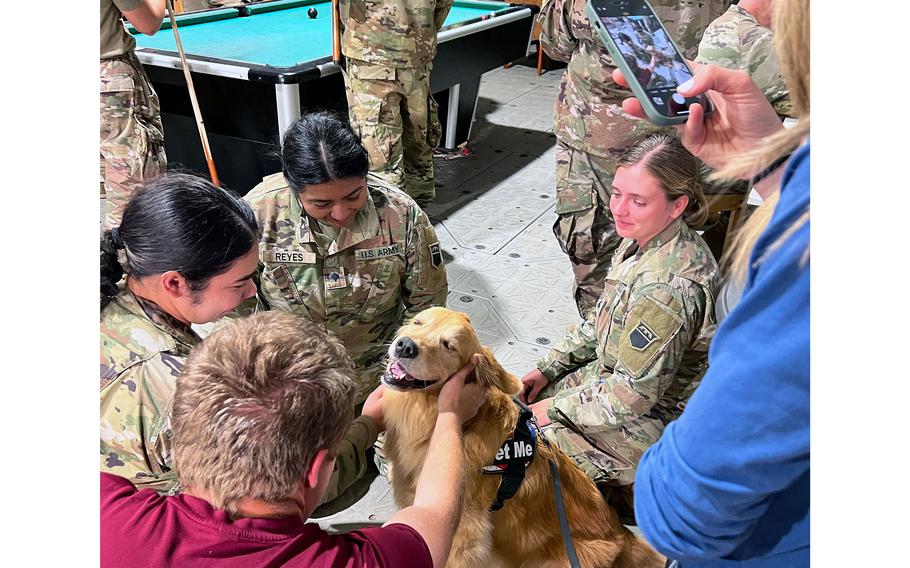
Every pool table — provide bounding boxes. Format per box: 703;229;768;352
131;0;536;192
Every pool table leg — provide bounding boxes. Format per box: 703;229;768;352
275;84;302;143
444;83;461;150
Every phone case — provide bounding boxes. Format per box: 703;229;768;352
583;0;709;126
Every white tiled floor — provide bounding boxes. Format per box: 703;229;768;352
316;62;588;528
430;65;580;376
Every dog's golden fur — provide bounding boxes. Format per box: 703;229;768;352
382;307;664;568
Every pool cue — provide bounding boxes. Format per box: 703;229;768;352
331;0;341;64
164;0;221;187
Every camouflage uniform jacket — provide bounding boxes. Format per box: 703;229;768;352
539;0;730;157
538;218;719;434
340;0;453;67
100;287;383;499
100;288;200;494
695;4;793;118
244;173;448;403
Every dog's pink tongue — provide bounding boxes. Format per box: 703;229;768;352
390;362;408;379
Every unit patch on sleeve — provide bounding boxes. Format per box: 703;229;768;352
629;320;659;351
262;249;317;264
428;242;442;268
355;243;404;261
618;294;684;378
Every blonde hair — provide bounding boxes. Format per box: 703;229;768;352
712;0;810;182
722;191;779;283
172;312;356;511
617;134;709;228
717;0;810;277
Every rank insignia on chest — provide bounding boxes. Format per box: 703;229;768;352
428;242;442;268
324;267;348;290
629;320;659;351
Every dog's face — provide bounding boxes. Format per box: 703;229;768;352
383;307;518;395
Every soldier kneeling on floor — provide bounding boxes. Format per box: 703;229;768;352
520;135;720;523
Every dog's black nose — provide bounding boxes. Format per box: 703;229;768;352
394;337;419;359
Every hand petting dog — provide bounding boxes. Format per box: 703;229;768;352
438;355;487;426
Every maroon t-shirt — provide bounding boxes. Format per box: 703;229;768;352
101;473;432;568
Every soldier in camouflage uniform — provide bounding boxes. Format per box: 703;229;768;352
101;288;199;493
101;173;381;504
538;0;730;317
695;0;793;118
339;0;452;205
100;0;167;229
522;136;719;487
242;114;448;405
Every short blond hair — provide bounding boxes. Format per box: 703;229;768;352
172;312;356;511
617;134;709;228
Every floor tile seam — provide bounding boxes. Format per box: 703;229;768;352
512;335;565;351
442;213;553;239
448;287;531;344
451;268;566;290
441;222;526;253
437;227;500;257
488;200;558;255
429;157;519;212
478;83;540;106
448;285;499;305
477;73;540;104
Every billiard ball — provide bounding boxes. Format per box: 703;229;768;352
307;7;318;18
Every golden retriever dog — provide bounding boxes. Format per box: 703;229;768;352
381;307;664;568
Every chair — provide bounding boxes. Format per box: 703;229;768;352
702;175;751;261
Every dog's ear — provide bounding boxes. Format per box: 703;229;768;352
474;347;522;395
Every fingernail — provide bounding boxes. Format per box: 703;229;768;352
677;79;693;92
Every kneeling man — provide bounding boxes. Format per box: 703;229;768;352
101;311;483;568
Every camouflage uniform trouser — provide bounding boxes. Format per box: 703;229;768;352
538;368;663;487
552;141;623;319
100;53;166;229
343;59;442;205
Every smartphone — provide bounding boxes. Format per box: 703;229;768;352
585;0;712;126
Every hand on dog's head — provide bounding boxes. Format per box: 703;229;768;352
384;308;520;395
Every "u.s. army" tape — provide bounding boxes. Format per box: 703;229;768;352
355;243;403;261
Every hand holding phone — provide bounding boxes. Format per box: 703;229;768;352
585;0;711;126
612;64;786;172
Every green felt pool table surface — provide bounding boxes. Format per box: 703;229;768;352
133;0;517;67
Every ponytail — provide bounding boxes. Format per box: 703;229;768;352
101;228;125;309
99;172;260;313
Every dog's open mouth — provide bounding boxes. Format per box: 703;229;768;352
382;361;436;390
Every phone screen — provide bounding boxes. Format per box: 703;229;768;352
592;0;699;118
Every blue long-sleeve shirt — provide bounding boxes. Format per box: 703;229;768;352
634;142;810;567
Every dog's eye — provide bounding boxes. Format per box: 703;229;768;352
441;339;455;351
412;319;422;326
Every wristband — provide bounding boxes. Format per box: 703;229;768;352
751;151;792;185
